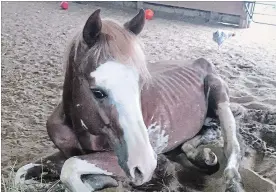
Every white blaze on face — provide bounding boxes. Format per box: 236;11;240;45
90;61;157;185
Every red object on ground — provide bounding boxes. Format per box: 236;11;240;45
60;1;68;10
145;9;154;20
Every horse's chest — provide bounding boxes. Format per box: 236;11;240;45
141;68;207;153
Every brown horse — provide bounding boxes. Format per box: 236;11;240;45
15;9;243;192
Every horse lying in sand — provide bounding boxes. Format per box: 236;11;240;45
15;9;244;192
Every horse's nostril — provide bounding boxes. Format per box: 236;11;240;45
133;167;143;182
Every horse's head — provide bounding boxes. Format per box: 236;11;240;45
67;9;157;185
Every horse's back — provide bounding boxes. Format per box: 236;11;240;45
142;58;214;153
147;58;215;77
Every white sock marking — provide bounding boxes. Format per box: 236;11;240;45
60;157;113;192
217;102;241;174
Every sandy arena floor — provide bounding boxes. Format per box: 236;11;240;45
1;1;276;191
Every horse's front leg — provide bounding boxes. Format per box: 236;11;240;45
217;102;243;192
46;101;84;158
15;151;66;185
206;74;244;192
15;152;121;192
61;153;181;192
15;102;84;185
60;152;125;192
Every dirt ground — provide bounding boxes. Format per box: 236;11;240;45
1;1;276;191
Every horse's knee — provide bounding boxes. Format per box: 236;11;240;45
47;118;70;147
46;117;59;141
47;122;74;146
46;112;83;157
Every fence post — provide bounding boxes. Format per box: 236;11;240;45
239;2;253;28
137;1;143;9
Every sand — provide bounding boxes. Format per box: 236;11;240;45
1;1;276;191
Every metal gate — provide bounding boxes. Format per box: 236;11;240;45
245;1;276;26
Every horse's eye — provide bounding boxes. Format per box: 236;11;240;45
91;89;107;99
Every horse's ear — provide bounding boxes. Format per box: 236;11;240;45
124;9;145;35
83;9;102;46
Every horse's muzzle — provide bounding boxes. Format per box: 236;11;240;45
128;146;157;186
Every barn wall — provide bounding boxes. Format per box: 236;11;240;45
147;1;245;16
94;1;254;28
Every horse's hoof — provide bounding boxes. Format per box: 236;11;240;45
15;163;42;185
81;174;119;191
190;148;218;168
203;148;217;166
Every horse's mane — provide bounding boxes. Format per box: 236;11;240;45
64;19;151;82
